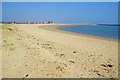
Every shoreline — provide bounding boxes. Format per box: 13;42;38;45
37;24;118;42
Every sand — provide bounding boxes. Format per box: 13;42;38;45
0;24;2;79
1;24;118;78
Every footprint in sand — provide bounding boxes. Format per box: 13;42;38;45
42;43;53;50
28;47;30;49
37;43;39;45
69;60;75;64
73;51;77;53
59;54;65;57
101;64;113;68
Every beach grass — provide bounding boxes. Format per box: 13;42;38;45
0;24;12;30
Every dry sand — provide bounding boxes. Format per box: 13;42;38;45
1;24;118;78
0;24;2;79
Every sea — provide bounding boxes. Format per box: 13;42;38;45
59;25;119;39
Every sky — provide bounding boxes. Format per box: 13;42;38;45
1;0;120;2
0;2;1;22
2;2;118;24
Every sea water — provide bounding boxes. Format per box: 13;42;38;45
59;26;119;39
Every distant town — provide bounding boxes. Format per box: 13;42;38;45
1;21;54;24
1;21;119;26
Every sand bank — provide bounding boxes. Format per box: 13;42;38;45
2;24;118;78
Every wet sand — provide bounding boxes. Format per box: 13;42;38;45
1;24;118;78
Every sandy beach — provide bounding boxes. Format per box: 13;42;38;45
0;24;2;79
1;24;118;78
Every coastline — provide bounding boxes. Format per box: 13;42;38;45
38;24;118;42
2;24;118;78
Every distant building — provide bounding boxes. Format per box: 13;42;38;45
47;21;53;24
2;21;54;24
